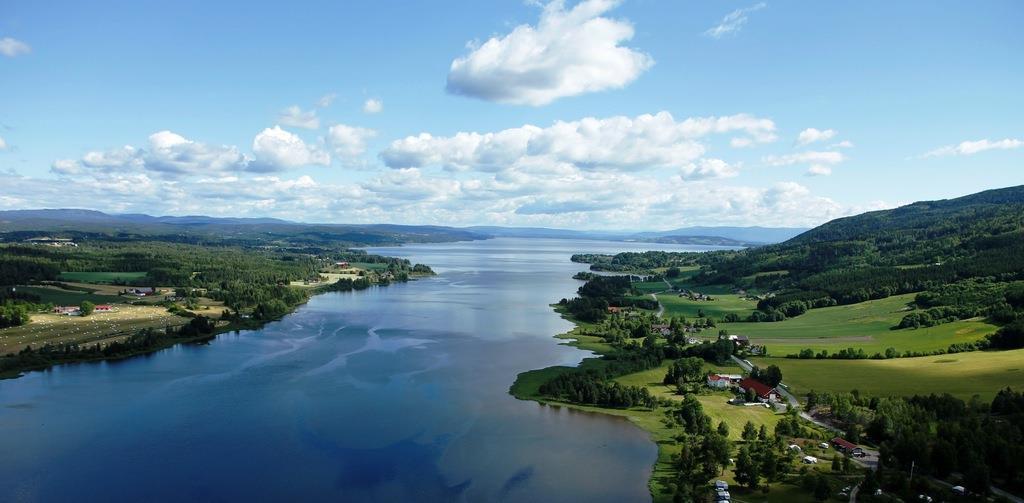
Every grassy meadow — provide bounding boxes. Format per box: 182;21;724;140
0;305;191;354
720;293;997;355
658;292;758;320
751;349;1024;401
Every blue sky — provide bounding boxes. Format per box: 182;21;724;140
1;0;1021;229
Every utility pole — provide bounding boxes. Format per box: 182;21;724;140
910;460;916;481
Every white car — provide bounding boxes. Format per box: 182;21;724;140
819;442;830;449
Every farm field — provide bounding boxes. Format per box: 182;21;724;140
58;271;148;284
720;293;997;355
0;305;191;354
751;349;1024;401
658;292;757;320
14;285;123;306
289;272;363;288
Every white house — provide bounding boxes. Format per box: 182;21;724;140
802;456;818;464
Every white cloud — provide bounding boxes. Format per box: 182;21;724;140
145;131;249;175
704;2;766;39
50;159;81;176
796;127;837;145
0;37;31;57
77;132;249;176
381;111;775;173
327;124;377;157
278;105;320;129
82;145;144;170
805;164;832;176
0;135;7;150
764;150;845;166
251;126;330;171
362;98;383;114
317;93;337;108
922;138;1023;157
680;158;739;180
830;140;854;149
446;0;653;106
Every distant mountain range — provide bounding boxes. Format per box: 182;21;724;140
464;225;806;245
0;208;806;246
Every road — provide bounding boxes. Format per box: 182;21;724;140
730;355;847;435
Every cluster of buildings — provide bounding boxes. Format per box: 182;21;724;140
52;305;113;316
24;237;78;247
705;372;782;404
125;287;159;297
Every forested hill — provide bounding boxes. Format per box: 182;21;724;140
0;209;483;247
694;185;1024;320
787;184;1024;247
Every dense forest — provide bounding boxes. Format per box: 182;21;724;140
806;388;1024;497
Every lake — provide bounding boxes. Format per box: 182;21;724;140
0;238;726;502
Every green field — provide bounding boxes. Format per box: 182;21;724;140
632;280;670;294
58;271;148;284
720;293;997;355
752;349;1024;401
658;292;758;320
15;285;122;306
350;262;388;271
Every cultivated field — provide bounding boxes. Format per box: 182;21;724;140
720;293;997;355
0;305;191;354
658;292;758;320
751;349;1024;401
58;271;148;284
15;285;123;306
289;271;362;288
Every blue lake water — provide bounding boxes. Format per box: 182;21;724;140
0;238;726;502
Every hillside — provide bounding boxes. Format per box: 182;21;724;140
0;209;484;247
684;185;1024;334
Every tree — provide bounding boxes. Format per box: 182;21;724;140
742;421;757;442
717;421;730;438
79;301;95;317
813;474;831;501
734;446;761;489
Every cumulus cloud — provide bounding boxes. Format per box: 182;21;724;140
704;2;766;39
0;37;31;57
251;126;330;171
680;158;739;180
381;111;775;174
77;132;249;176
327;124;377;157
362;98;383;114
50;159;81;176
922;138;1023;157
796;127;837;145
278;106;320;129
0;135;7;150
446;0;653;106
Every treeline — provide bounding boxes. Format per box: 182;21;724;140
690;187;1024;324
557;275;645;322
1;316;218;373
806;388;1024;495
571;251;698;272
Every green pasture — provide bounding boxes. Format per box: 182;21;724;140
658;293;758;320
752;349;1024;401
721;294;997;355
14;285;122;306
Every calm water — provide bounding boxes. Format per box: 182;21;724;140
0;238;726;502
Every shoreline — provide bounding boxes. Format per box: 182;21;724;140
0;274;434;380
510;305;677;502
